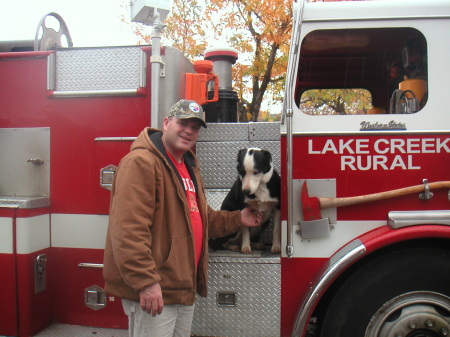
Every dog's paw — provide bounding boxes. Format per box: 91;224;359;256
227;244;241;252
241;245;252;254
271;244;281;254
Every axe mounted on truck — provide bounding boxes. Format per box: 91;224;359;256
301;179;450;221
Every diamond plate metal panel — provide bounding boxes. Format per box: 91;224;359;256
192;261;281;337
197;122;280;188
199;122;280;142
250;122;281;141
199;123;251;142
209;252;280;264
206;189;230;210
0;197;50;209
55;47;143;91
197;141;280;188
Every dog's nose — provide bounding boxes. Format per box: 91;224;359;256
243;189;252;196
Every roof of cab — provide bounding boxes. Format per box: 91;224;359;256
302;0;450;22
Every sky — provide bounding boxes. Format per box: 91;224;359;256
0;0;142;47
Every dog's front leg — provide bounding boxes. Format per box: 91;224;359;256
241;227;252;254
226;231;241;252
271;210;281;254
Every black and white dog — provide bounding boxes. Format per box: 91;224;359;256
214;147;281;254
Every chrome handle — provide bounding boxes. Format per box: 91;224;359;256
27;158;44;164
78;263;104;269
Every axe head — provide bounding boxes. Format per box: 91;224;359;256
301;181;322;220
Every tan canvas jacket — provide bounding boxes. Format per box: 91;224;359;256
103;127;241;305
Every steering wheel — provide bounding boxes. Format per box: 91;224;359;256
34;12;73;51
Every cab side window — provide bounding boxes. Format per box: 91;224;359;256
296;28;428;115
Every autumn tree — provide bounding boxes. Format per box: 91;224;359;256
205;0;292;121
124;0;292;122
163;0;210;59
300;89;372;115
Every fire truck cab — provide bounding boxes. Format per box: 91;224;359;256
1;0;450;337
283;0;450;336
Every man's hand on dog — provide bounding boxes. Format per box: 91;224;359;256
240;207;263;227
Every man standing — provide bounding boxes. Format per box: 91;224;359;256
103;99;261;337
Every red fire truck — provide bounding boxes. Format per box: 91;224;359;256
1;0;450;336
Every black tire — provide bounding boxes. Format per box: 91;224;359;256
319;246;450;337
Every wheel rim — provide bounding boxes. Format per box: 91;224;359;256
365;291;450;337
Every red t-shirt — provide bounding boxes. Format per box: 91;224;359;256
167;152;204;269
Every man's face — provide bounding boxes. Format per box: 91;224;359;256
162;117;201;158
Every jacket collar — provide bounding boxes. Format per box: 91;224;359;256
148;129;200;195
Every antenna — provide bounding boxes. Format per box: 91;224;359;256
130;0;171;26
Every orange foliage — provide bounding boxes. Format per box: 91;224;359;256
127;0;292;121
203;0;292;121
124;0;366;120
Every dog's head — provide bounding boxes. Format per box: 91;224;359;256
237;148;273;196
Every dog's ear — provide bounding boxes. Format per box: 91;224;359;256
262;149;272;162
237;149;247;176
261;150;273;174
237;149;247;162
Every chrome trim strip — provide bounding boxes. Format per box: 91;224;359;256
304;14;450;23
209;252;281;264
51;89;140;97
94;137;136;142
280;130;450;136
139;49;147;88
388;210;450;229
47;52;56;91
292;240;366;336
284;0;306;259
304;16;450;24
78;263;104;269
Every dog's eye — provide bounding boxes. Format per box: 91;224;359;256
254;170;261;175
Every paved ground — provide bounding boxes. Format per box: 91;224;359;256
29;324;215;337
32;324;127;337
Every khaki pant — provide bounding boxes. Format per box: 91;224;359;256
122;299;195;337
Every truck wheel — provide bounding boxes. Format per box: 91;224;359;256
319;246;450;337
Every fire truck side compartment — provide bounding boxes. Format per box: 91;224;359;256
0;127;50;208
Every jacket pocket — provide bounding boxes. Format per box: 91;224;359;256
157;236;193;291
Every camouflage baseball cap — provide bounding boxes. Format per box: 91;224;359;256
168;99;207;128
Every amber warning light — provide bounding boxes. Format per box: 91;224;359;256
185;60;219;106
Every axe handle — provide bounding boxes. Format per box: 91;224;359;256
319;181;450;209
